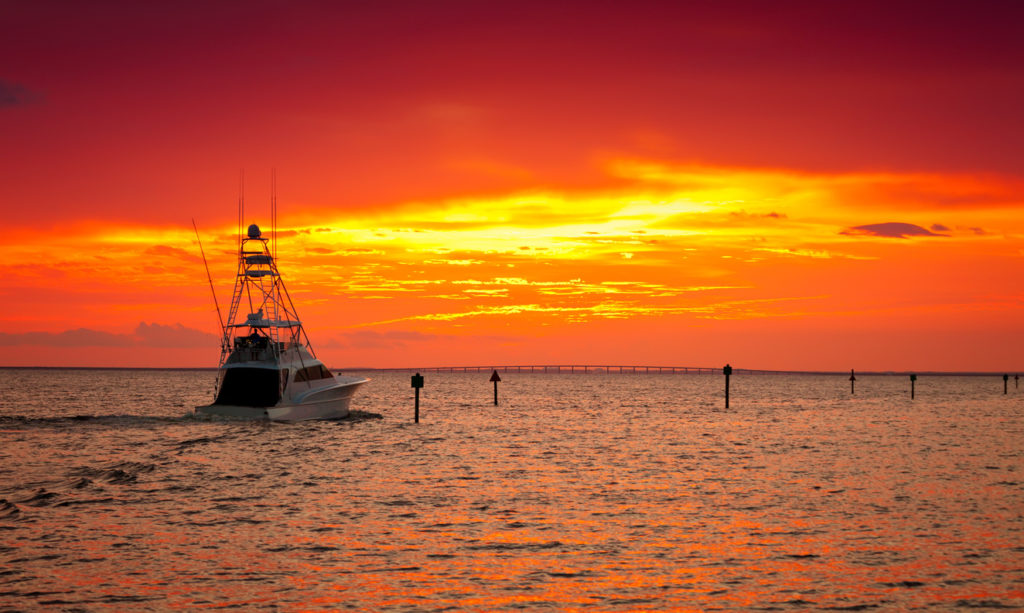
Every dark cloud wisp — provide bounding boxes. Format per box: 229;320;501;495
840;222;949;239
0;80;41;107
0;323;217;347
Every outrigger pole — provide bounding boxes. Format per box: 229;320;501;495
192;218;226;338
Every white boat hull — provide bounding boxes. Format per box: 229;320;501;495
197;377;368;421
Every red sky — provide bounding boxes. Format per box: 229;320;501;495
2;1;1022;370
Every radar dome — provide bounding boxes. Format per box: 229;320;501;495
247;224;262;238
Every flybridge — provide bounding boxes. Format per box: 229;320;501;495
225;309;301;329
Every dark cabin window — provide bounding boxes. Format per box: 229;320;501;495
294;364;333;383
215;368;281;407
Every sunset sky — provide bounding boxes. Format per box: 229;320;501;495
2;1;1022;370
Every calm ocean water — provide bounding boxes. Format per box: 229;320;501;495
0;368;1021;611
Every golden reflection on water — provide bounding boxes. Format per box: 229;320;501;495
0;370;1021;610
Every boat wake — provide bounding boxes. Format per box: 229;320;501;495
0;415;190;429
0;410;383;429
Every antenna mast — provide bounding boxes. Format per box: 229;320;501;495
271;168;277;264
237;169;245;252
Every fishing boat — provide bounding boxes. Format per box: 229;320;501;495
196;222;368;420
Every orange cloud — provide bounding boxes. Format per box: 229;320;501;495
3;160;1022;369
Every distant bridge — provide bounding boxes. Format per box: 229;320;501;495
346;364;818;375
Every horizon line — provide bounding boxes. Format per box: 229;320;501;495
0;365;1019;377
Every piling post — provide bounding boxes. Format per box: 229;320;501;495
490;369;501;405
411;372;424;422
1004;374;1009;394
850;369;856;395
723;364;733;408
910;373;916;399
1016;374;1019;389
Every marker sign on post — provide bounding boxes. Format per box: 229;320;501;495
411;373;424;423
723;364;733;408
490;369;501;405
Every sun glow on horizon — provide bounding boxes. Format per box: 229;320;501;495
3;159;1022;370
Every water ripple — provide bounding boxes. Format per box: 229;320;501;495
0;370;1022;610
